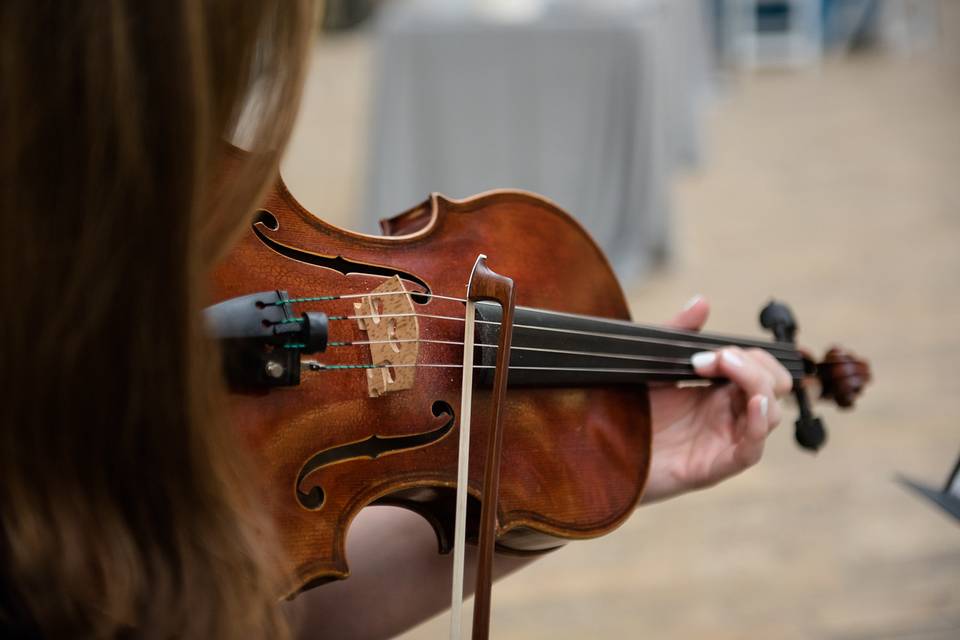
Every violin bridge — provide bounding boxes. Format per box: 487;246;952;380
353;276;419;397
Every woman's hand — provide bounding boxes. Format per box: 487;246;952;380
642;296;794;504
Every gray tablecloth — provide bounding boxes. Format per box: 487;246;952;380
363;1;713;281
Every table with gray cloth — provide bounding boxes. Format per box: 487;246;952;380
363;1;714;281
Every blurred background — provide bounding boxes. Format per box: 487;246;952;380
282;0;959;637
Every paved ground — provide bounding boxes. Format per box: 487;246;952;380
284;8;960;638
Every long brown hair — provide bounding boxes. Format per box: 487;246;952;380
0;1;315;637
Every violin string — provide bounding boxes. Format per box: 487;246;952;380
322;312;800;358
326;338;805;371
274;289;796;352
274;290;465;305
300;360;804;380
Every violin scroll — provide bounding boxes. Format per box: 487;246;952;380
813;347;872;409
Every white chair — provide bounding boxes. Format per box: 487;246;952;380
723;0;823;68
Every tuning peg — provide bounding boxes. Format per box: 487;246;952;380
759;300;797;343
794;397;827;451
759;300;827;452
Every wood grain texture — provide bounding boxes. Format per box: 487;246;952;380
211;181;651;594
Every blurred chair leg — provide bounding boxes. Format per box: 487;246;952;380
898;452;960;524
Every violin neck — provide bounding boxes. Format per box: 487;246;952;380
474;303;804;387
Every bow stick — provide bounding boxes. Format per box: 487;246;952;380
449;255;516;640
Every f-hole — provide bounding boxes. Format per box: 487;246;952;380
295;400;457;510
251;210;431;304
254;209;279;231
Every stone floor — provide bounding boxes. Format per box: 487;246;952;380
283;9;960;639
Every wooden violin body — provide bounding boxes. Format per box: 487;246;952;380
212;180;650;593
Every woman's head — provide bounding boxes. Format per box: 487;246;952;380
0;1;315;636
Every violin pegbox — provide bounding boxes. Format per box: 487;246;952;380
354;275;420;397
759;300;872;451
760;300;827;451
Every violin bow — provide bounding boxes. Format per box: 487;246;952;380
449;255;516;640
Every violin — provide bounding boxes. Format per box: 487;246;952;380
208;173;871;638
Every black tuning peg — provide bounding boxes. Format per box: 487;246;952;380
760;300;797;343
759;300;827;452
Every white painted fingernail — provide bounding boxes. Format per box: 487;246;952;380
722;350;744;367
683;294;703;311
759;396;769;418
691;351;716;368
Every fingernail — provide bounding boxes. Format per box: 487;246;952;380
683;294;703;311
691;351;716;368
759;396;769;418
722;350;744;368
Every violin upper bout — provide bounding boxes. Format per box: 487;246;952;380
379;199;435;236
816;346;872;409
